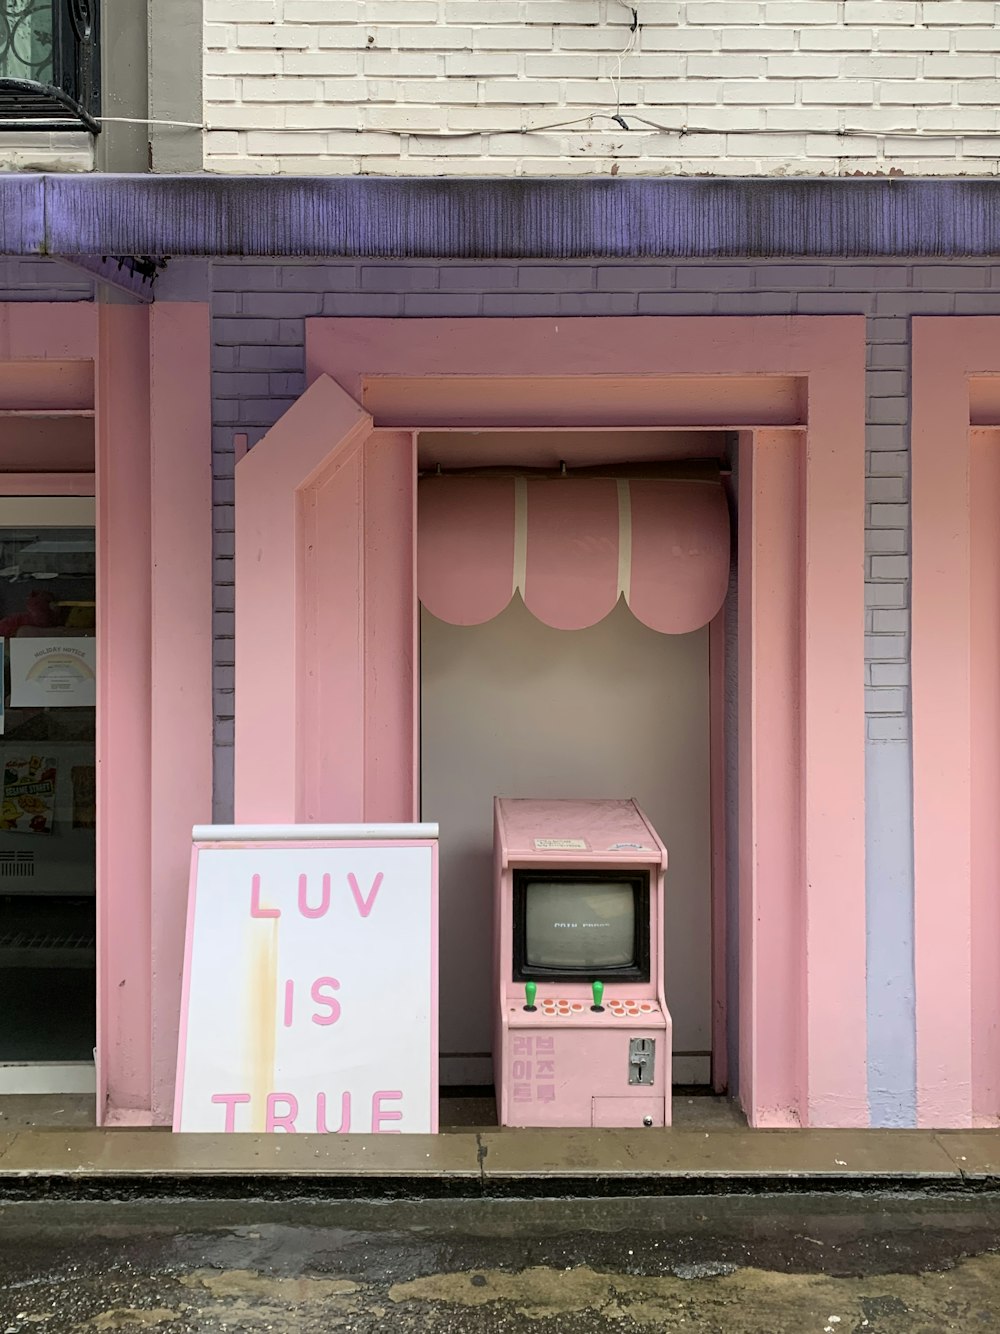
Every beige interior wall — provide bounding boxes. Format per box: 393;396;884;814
420;596;712;1086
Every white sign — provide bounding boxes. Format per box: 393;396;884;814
9;637;96;707
174;826;439;1134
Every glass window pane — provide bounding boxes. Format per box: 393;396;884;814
0;1;54;84
0;521;95;1065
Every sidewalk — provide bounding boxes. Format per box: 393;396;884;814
2;1126;1000;1199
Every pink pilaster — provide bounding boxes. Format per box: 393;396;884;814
911;319;1000;1127
148;304;213;1124
739;430;805;1124
96;304;153;1123
802;338;868;1127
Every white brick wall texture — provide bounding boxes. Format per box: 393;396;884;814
0;131;94;174
203;0;1000;176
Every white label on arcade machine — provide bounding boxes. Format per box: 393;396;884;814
174;835;438;1134
533;838;588;850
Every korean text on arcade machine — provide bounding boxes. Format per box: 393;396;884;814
493;798;672;1129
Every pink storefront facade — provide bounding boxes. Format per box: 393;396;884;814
4;231;1000;1133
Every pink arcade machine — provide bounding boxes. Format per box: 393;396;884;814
494;797;672;1129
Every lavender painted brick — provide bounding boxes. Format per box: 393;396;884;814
321;293;404;315
517;265;599;291
866;687;908;713
869;717;910;741
866;529;907;554
871;663;909;687
402;293;483;315
362;265;441;291
243;292;322;316
867;479;907;505
439;265;517;290
870;503;909;528
866;584;908;609
595;267;678;291
873;609;909;634
638;292;722;314
867;425;908;450
279;265;359;291
871;555;909;580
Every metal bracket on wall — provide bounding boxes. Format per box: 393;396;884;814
61;255;166;303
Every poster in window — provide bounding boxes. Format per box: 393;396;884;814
1;755;56;834
9;637;96;708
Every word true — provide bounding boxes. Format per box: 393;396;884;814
250;871;384;919
210;1090;404;1133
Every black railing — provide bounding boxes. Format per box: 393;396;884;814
0;0;100;132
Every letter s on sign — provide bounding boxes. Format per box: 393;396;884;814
311;976;341;1025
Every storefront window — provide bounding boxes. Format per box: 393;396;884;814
0;1;54;85
0;521;95;1067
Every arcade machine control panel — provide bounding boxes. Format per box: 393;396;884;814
493;797;672;1129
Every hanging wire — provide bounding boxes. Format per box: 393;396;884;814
607;0;640;131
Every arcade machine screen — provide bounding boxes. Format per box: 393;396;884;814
515;873;648;978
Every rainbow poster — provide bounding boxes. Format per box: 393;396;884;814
9;637;96;708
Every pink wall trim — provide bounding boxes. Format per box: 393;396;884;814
96;304;152;1123
0;472;94;495
0;302;95;361
911;319;1000;1128
148;304;214;1126
288;316;867;1127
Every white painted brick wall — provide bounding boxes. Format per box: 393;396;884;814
0;131;93;174
203;0;1000;175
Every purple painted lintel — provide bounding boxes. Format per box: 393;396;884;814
3;174;1000;259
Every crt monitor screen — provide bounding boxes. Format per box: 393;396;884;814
514;871;650;981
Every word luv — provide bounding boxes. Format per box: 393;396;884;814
250;871;384;919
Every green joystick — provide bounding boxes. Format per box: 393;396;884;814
524;981;538;1012
591;979;605;1012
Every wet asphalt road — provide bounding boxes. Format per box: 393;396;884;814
2;1194;1000;1332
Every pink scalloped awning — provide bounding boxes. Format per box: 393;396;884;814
418;477;730;634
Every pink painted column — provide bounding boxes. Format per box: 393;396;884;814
970;429;1000;1126
96;304;153;1124
739;429;805;1126
911;323;974;1128
148;304;214;1125
802;345;868;1128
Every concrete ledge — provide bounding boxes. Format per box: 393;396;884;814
3;1127;1000;1200
478;1129;963;1198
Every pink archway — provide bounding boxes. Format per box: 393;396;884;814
234;316;867;1129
